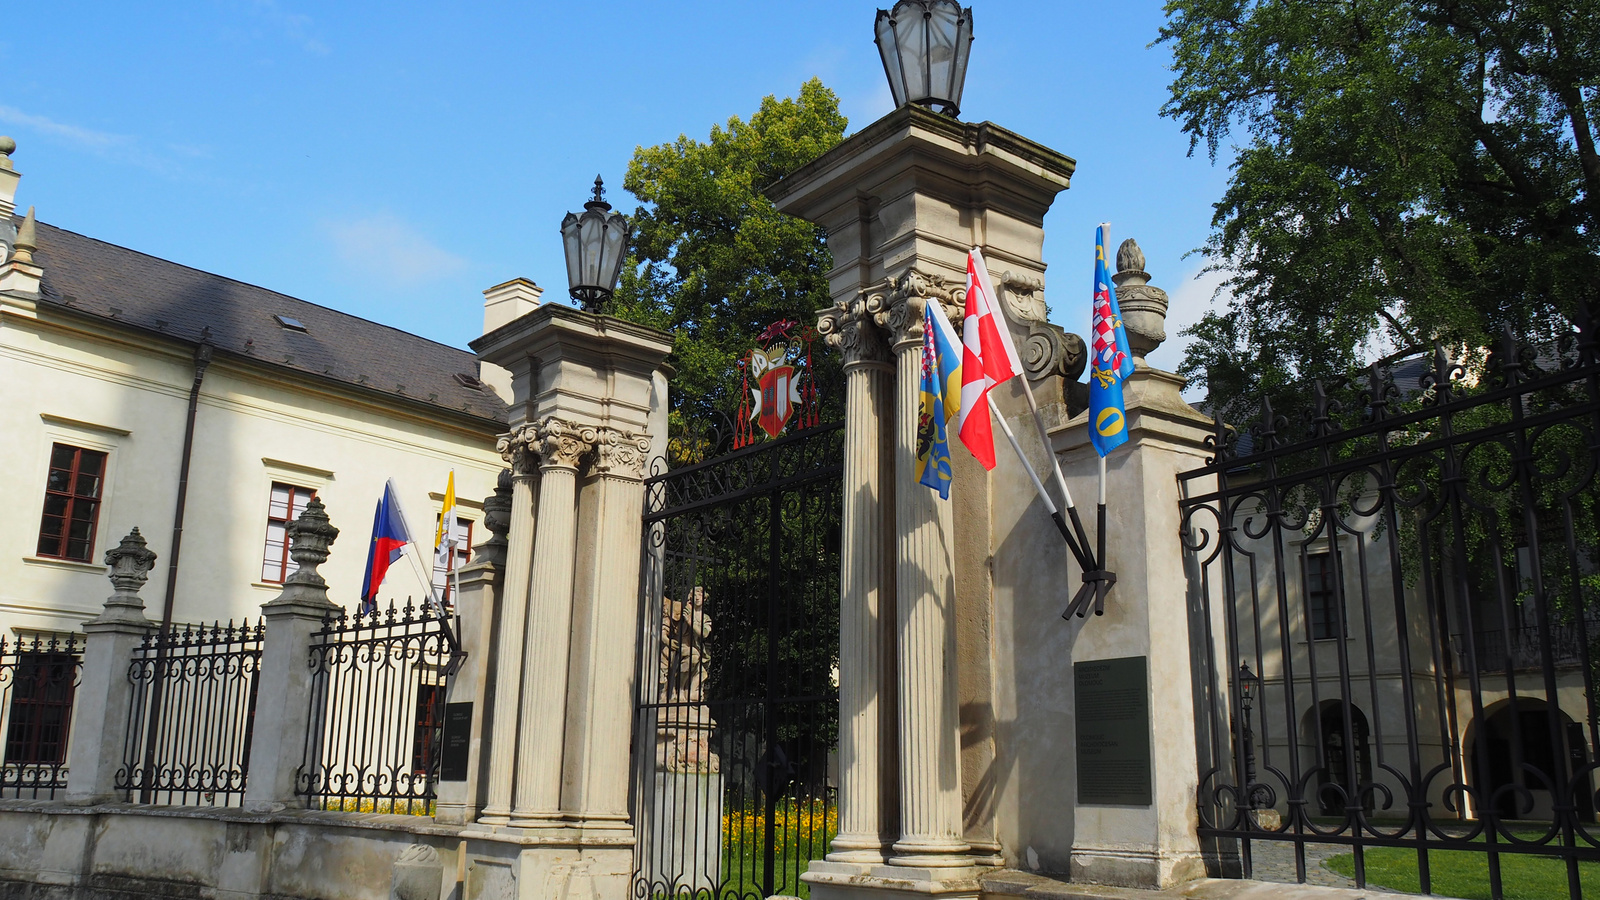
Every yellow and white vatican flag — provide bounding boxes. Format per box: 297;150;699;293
431;471;459;616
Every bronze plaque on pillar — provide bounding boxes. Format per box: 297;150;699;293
1074;656;1151;806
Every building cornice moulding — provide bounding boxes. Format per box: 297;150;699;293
39;413;131;437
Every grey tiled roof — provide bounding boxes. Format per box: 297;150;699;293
22;218;508;425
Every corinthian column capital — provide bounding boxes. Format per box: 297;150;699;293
591;427;653;481
497;422;542;476
870;268;966;349
536;418;599;471
818;292;891;367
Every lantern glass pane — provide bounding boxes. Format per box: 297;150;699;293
894;11;927;103
599;213;628;293
561;213;584;293
949;11;973;111
875;12;908;109
926;4;960;103
579;212;606;286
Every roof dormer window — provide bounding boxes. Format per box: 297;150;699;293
274;315;308;332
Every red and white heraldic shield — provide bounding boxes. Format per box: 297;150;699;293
749;345;803;439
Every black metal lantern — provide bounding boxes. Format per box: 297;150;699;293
874;0;974;117
560;176;630;313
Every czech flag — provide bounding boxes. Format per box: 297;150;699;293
360;479;412;613
1089;224;1135;458
917;299;963;499
957;248;1025;469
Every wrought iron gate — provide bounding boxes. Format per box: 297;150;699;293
633;421;843;900
1180;323;1600;900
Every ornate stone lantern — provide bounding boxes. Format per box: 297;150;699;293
874;0;974;117
560;176;630;314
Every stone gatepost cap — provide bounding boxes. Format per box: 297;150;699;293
105;527;157;571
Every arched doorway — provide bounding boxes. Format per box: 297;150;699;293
1305;701;1373;815
1469;698;1592;821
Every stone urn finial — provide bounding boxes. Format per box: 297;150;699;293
483;469;513;552
104;527;158;611
1112;238;1169;365
269;496;340;608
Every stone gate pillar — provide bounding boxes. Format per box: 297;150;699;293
468;305;673;899
770;104;1076;900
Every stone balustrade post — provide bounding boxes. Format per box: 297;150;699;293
64;529;157;805
435;470;513;825
243;497;341;811
511;418;596;828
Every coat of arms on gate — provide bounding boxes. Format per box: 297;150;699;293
735;319;820;448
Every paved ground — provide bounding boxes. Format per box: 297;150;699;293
1245;840;1403;893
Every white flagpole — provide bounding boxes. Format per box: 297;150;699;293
986;268;1096;566
986;393;1092;571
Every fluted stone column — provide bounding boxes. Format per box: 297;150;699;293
511;418;595;827
561;427;654;830
480;427;541;824
878;283;970;869
816;293;899;864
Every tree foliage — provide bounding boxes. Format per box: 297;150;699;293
610;78;848;428
1160;0;1600;399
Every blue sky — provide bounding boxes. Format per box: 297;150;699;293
0;1;1233;368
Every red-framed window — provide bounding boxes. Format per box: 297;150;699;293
430;517;474;606
261;483;316;583
3;652;78;765
36;444;108;562
411;683;446;775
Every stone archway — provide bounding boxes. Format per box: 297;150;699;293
1467;697;1592;821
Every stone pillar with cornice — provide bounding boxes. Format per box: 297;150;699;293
467;302;673;900
770;104;1078;899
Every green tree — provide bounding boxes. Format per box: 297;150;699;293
1160;0;1600;398
610;78;848;434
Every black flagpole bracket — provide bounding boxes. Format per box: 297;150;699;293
1063;568;1116;619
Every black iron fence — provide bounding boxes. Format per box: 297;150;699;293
297;600;460;815
1180;323;1600;899
634;421;843;900
117;620;264;806
0;633;82;800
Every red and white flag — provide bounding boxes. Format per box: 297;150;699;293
956;248;1025;469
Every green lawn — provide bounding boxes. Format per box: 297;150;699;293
1326;844;1600;899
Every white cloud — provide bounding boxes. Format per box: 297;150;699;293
325;214;467;287
1162;260;1232;395
0;105;186;175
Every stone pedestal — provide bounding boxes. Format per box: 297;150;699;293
244;498;342;812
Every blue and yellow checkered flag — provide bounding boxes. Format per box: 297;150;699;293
916;299;963;499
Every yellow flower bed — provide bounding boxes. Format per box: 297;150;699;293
723;798;837;852
320;796;435;816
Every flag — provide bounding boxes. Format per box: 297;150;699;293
1089;224;1135;457
433;470;459;576
917;299;964;499
957;248;1025;469
360;479;412;613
